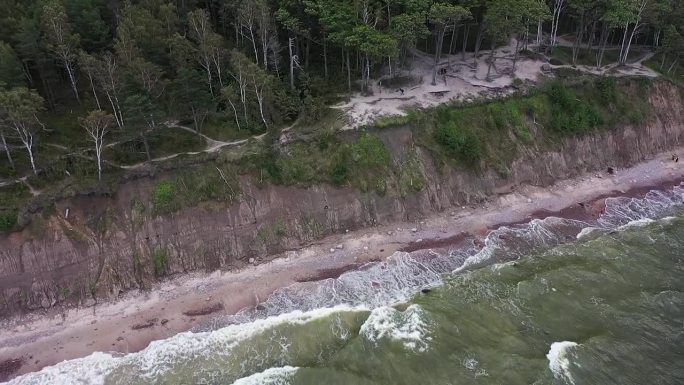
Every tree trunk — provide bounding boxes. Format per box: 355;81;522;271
255;84;267;128
587;19;597;55
596;25;609;68
227;99;240;131
462;24;470;60
486;43;496;80
323;34;328;80
536;19;543;51
618;24;629;65
288;36;295;90
105;92;123;128
65;61;80;103
667;59;678;74
140;131;151;161
623;21;642;65
249;26;259;65
87;73;101;110
512;37;521;70
95;139;102;180
572;15;585;65
1;132;14;170
346;50;352;93
24;141;37;175
432;27;445;85
449;25;458;55
474;23;485;65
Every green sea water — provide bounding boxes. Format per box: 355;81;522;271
7;187;684;385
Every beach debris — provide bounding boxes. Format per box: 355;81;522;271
131;318;158;330
363;246;369;251
387;231;393;235
248;257;255;264
527;198;533;203
336;244;343;249
160;319;169;325
330;248;336;253
416;238;423;243
116;336;124;341
421;288;432;294
182;303;224;317
607;167;614;175
411;228;418;233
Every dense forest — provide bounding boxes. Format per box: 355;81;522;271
0;0;682;204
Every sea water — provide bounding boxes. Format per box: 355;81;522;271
6;184;684;385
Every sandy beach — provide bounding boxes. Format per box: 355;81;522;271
1;147;683;381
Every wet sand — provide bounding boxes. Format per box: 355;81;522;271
1;149;683;381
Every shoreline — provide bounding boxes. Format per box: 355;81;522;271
1;148;683;381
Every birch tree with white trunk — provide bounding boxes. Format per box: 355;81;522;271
79;110;114;180
0;87;45;175
41;0;80;103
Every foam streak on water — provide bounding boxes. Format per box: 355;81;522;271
230;366;298;385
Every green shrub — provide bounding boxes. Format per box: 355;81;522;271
330;161;349;185
0;211;17;232
153;181;175;213
546;81;603;134
596;77;618;103
350;134;390;171
153;248;168;277
435;121;481;166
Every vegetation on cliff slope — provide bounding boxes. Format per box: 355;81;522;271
0;0;682;230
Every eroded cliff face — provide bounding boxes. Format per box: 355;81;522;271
1;81;682;316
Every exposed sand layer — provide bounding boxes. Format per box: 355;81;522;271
1;148;683;381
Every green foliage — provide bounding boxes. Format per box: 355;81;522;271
151;164;240;215
256;218;288;247
348;133;391;192
0;211;18;232
435;120;481;166
596;77;618;103
153;248;168;277
152;180;175;214
546;81;603;134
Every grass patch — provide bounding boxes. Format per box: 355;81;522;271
247;131;392;193
643;54;683;87
151;164;240;215
256;217;288;247
0;210;18;232
152;248;168;277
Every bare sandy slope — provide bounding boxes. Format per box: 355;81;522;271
335;39;659;129
1;147;683;380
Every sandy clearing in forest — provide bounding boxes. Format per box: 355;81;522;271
334;38;659;129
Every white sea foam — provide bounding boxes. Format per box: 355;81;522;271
455;217;588;273
546;341;579;385
3;352;117;385
360;304;432;353
231;366;299;385
617;218;655;230
4;306;364;385
576;227;601;239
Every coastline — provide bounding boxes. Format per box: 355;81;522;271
1;148;683;381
